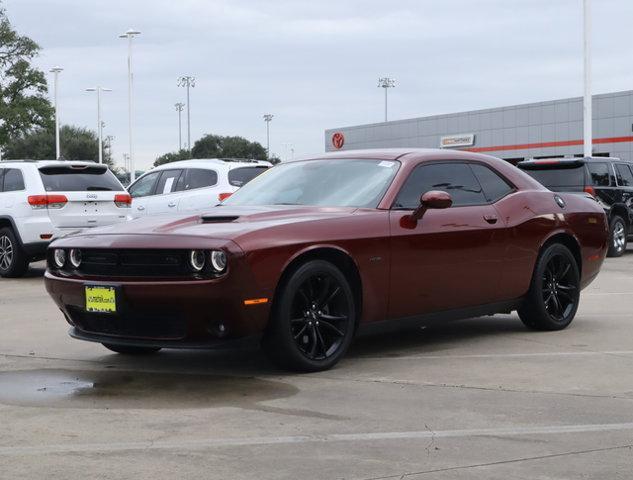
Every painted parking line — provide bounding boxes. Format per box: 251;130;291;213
360;351;633;360
1;422;633;456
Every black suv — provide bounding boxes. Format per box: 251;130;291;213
518;156;633;257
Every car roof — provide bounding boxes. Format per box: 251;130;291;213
149;158;272;171
301;148;506;164
0;160;101;168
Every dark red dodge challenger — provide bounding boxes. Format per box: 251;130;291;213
45;149;609;371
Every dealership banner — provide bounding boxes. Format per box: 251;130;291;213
440;133;475;148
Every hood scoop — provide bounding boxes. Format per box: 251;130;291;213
200;215;240;224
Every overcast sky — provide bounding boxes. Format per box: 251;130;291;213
5;0;633;169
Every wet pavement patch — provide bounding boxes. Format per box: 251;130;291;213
0;369;298;410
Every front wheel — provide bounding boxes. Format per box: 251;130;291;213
518;243;580;331
102;343;161;355
607;215;627;257
263;260;356;372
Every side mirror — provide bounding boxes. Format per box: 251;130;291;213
400;190;452;229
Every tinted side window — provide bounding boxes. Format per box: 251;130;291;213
394;162;486;209
0;170;4;193
3;169;25;192
155;170;183;195
129;172;161;198
586;163;612;187
615;164;633;187
470;164;513;202
184;168;218;190
229;166;268;187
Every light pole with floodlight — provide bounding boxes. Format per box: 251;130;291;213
119;29;141;181
263;114;273;159
177;76;195;154
85;86;112;164
583;0;592;157
50;66;63;159
175;102;185;151
378;77;396;122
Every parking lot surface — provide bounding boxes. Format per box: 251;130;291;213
1;253;632;479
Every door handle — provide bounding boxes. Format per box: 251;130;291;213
137;205;145;211
168;202;176;208
484;214;498;224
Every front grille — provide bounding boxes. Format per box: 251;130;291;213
67;306;186;339
49;249;216;278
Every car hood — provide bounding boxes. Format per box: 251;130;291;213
74;205;360;240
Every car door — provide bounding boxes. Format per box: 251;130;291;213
388;161;509;319
128;171;161;218
148;169;185;215
177;168;220;213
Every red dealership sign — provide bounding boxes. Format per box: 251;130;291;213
332;132;345;149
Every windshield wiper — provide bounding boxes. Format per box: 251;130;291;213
86;187;112;191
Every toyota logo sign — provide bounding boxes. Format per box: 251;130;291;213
332;132;345;149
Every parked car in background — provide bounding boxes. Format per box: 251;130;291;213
518;156;633;257
45;149;608;371
0;161;130;278
127;158;272;218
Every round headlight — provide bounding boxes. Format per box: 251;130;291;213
69;249;82;268
53;249;66;268
210;250;227;272
189;250;206;272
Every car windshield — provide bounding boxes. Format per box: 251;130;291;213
223;159;399;208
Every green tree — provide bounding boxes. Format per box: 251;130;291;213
0;4;53;150
192;134;267;161
2;125;113;166
154;149;191;167
154;134;268;167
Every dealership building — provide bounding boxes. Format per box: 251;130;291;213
325;90;633;164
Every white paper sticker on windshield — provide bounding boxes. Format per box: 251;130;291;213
163;177;175;194
378;161;395;168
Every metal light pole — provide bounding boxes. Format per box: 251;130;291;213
119;29;141;181
177;76;195;153
263;114;273;158
583;0;592;158
85;86;112;164
175;102;185;151
50;66;63;159
378;77;396;122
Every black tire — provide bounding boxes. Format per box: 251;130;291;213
518;243;580;331
0;227;29;278
263;260;356;372
102;343;161;355
607;215;627;257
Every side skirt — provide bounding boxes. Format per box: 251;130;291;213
357;299;523;336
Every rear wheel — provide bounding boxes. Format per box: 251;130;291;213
102;343;161;355
263;260;356;372
0;228;29;278
607;215;627;257
518;243;580;331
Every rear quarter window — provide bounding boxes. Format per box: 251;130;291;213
586;163;613;187
39;165;124;192
1;168;25;192
228;166;268;187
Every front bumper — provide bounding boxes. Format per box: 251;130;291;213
45;270;272;347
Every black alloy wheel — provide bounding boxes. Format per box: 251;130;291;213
290;273;351;361
263;260;356;372
541;253;578;322
518;243;580;331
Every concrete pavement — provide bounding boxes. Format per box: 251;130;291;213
1;253;632;479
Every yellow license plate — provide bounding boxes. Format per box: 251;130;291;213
85;286;117;314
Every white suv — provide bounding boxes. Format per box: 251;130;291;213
127;158;271;218
0;160;130;278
